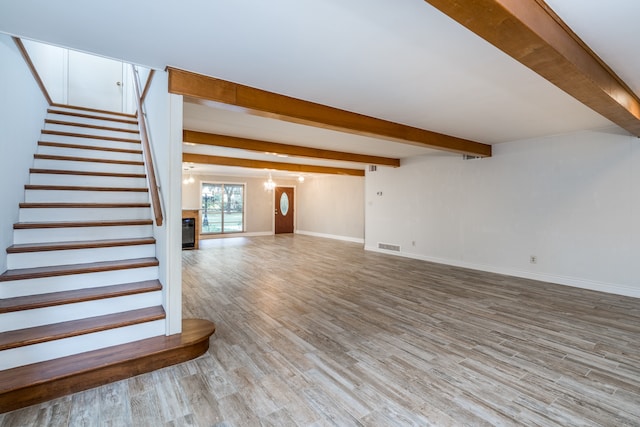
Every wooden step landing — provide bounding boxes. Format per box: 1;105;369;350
38;141;143;155
0;280;162;313
14;219;152;229
41;130;140;144
0;257;158;282
0;306;165;351
7;237;155;254
45;119;140;134
47;109;138;126
0;318;215;413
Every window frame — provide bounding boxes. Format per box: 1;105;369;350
200;180;246;235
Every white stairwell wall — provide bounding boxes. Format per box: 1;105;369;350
143;70;184;335
0;34;49;273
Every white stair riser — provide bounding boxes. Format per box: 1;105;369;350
40;134;141;151
46;113;139;131
44;123;140;140
0;292;162;333
30;173;147;187
33;158;145;175
0;266;158;298
37;145;142;163
47;107;136;122
7;244;156;269
25;189;149;204
19;207;151;222
14;225;153;244
0;319;165;370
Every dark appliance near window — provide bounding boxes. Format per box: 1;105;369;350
182;218;196;249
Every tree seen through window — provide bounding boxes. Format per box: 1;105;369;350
201;183;244;234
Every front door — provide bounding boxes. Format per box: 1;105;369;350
275;187;294;234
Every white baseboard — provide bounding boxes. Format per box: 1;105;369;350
364;245;640;299
296;230;364;244
200;231;273;240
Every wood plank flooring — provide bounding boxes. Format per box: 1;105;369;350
2;234;639;426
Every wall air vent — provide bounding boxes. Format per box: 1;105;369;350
463;155;483;160
378;243;401;252
369;165;377;172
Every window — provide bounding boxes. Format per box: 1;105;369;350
201;182;245;234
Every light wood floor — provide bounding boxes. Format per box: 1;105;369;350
2;234;640;426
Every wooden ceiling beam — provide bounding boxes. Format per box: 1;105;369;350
169;67;492;157
183;130;400;167
424;0;640;136
182;153;365;177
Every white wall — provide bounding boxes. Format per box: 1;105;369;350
23;39;137;113
0;34;49;273
22;39;67;103
366;128;640;297
297;175;365;243
143;70;184;334
182;173;366;242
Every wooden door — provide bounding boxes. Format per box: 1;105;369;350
274;187;294;234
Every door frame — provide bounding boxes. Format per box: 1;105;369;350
272;185;296;234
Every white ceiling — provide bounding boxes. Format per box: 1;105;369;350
182;101;438;176
1;0;636;177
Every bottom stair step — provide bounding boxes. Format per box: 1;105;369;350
0;318;216;413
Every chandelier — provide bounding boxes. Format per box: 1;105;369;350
264;173;276;191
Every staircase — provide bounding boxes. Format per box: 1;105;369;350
0;105;215;413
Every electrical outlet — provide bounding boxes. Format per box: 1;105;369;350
530;255;537;264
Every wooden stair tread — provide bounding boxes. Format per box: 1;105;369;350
38;141;143;155
24;184;148;192
47;109;138;125
34;153;144;166
0;280;162;313
29;168;146;178
45;119;140;134
0;257;158;282
19;202;151;208
50;103;137;118
0;306;165;351
14;219;152;229
7;237;156;254
41;130;140;144
0;318;215;413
